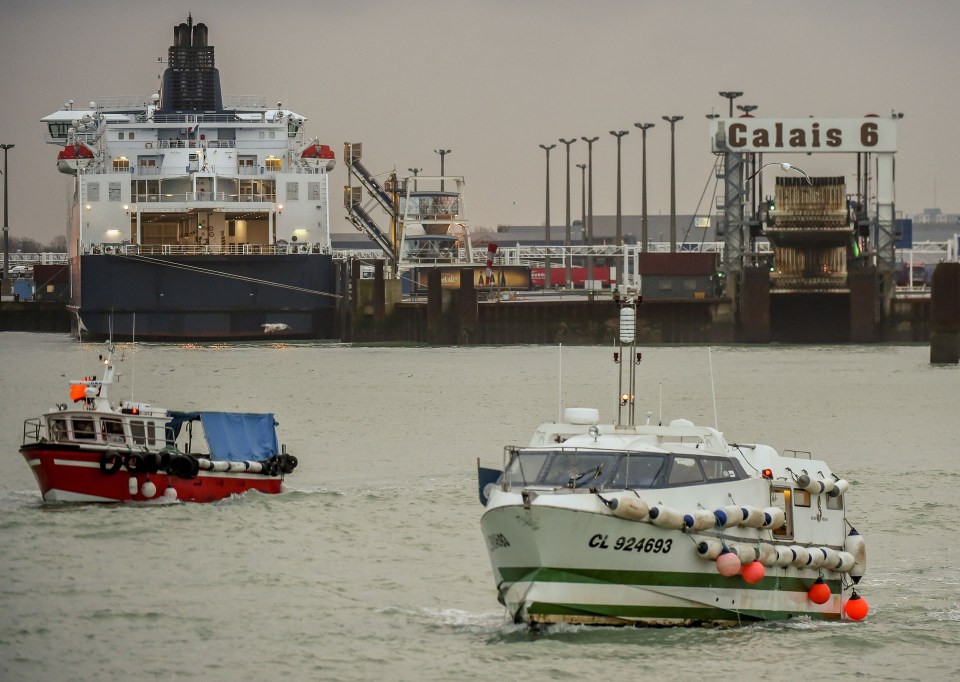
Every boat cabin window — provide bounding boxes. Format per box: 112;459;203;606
101;417;126;444
700;456;743;481
826;493;843;511
610;454;665;488
667;456;705;485
664;455;746;487
503;449;747;491
49;418;67;442
503;451;549;486
72;417;96;440
540;451;623;488
129;420;146;446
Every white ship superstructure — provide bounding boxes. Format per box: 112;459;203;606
38;15;339;340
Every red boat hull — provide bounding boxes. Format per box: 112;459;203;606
20;445;284;503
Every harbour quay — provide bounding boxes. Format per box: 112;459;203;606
340;258;933;346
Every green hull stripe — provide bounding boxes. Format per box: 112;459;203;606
527;601;839;622
499;566;841;593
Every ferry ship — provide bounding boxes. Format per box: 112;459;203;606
41;15;338;340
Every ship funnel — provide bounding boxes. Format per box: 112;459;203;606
175;22;190;47
193;23;208;47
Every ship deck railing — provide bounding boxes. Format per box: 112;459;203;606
85;244;328;257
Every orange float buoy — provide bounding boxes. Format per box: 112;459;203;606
742;560;765;584
844;591;869;620
716;549;741;577
808;577;831;604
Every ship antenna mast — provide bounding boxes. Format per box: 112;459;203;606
614;294;642;427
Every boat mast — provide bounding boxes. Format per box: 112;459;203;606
615;296;641;427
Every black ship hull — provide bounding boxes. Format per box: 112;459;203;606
72;253;339;341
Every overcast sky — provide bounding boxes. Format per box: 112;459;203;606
1;0;958;246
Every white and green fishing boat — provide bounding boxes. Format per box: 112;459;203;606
478;296;869;627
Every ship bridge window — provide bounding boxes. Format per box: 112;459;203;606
401;193;460;219
265;157;281;172
48;123;70;139
112;157;130;172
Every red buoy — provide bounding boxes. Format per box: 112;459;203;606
716;549;740;577
742;560;765;584
844;591;869;621
808;577;831;604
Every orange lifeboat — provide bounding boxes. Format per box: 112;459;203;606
300;142;335;171
57;143;95;175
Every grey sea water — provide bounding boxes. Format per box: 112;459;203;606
1;333;958;681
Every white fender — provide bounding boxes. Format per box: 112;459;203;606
683;508;717;531
845;527;867;583
829;479;850;498
761;507;786;530
209;460;230;472
740;505;767;528
758;543;778;567
774;545;795;567
715;504;746;528
610;496;650;522
731;543;758;564
808;547;828;569
834;551;856;573
821;547;843;570
789;545;811;567
696;538;724;560
197;458;215;471
649;504;685;530
246;461;264;474
820;478;837;495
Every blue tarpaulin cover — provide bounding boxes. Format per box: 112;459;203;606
167;411;279;462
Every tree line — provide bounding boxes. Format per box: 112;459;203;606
9;234;69;253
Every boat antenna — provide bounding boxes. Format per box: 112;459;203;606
708;346;719;429
557;342;563;424
615;295;640;427
130;312;136;402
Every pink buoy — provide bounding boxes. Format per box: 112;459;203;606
808;578;831;604
742;560;765;584
716;549;741;577
844;592;869;621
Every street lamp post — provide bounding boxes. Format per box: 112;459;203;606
407;167;422;191
577;162;587;250
610;130;629;248
539;143;556;288
559;138;576;285
433;149;451;190
718;91;743;118
581;137;599;289
1;143;13;286
662;116;683;252
634;123;654;252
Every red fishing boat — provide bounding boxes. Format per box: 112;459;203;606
20;342;298;503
